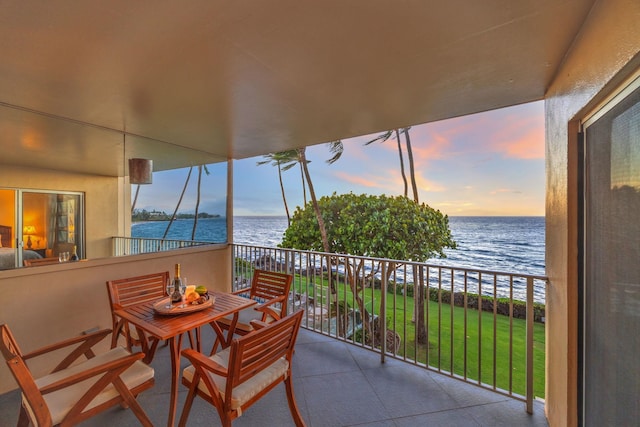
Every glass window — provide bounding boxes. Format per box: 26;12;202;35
583;79;640;425
0;189;84;269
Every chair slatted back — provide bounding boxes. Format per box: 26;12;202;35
0;324;52;426
248;270;293;311
228;309;303;392
107;271;169;310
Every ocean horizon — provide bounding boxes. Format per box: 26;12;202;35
132;215;545;272
133;215;545;302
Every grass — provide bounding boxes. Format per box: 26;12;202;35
290;275;546;399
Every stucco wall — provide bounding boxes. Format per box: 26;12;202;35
545;0;640;425
0;245;232;394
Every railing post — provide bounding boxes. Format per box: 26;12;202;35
380;262;387;363
526;277;534;414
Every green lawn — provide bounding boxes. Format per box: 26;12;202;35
290;275;546;399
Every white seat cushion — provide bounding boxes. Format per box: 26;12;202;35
218;304;281;332
182;347;289;410
24;347;154;425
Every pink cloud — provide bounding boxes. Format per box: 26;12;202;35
396;101;545;162
333;171;382;188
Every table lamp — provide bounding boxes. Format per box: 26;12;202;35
23;225;36;249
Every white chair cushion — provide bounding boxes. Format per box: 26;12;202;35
218;305;281;332
24;347;154;425
182;347;289;410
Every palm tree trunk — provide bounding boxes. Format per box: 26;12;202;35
163;166;193;241
299;163;307;206
298;148;329;252
404;128;419;203
278;163;292;226
191;165;202;240
395;128;409;197
131;184;141;214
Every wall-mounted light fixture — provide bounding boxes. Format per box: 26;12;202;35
23;225;36;249
128;158;153;184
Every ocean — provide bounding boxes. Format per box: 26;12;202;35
132;216;546;301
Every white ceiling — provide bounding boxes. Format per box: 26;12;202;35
0;0;595;177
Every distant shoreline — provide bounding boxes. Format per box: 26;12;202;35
131;215;221;223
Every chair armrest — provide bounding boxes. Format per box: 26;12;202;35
230;289;249;296
39;351;145;395
255;295;287;320
261;294;287;307
22;328;112;373
249;320;269;330
181;349;227;376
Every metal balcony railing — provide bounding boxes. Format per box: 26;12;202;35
112;236;213;256
110;237;547;413
232;243;548;414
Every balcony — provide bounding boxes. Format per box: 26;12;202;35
92;239;548;424
0;324;547;426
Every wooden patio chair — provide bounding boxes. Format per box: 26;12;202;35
212;269;293;353
0;324;154;427
106;271;169;355
178;309;306;427
107;272;197;361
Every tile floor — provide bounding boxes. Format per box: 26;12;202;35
0;327;548;426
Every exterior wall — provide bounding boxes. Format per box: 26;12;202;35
0;244;232;394
545;0;640;426
0;165;127;259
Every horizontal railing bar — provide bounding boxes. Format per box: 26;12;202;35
232;243;548;282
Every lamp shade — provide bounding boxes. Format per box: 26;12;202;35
129;158;153;184
23;225;36;235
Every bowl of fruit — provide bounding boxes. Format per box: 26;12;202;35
185;285;210;305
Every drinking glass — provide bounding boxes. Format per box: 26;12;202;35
165;277;173;308
179;277;187;307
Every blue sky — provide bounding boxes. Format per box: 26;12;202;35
133;101;545;217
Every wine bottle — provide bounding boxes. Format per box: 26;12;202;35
70;245;79;261
171;263;183;303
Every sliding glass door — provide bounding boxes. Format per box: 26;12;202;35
0;189;83;269
582;77;640;425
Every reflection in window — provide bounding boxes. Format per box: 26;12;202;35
0;189;83;270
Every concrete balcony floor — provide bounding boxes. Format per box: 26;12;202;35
0;327;548;426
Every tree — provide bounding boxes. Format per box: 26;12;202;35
257;151;298;226
404;127;419;203
191;164;210;240
280;193;456;344
162;166;193;241
365;127;422;326
295;141;343;253
364;129;408;197
131;185;141;214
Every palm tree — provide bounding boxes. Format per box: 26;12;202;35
364;129;409;197
403;127;419;203
297;141;343;253
191;165;210;240
257;151;298;226
162;166;193;241
296;147;329;252
131;185;141;214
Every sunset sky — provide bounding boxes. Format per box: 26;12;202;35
134;101;545;217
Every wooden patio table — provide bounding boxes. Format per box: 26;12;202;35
113;291;256;427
